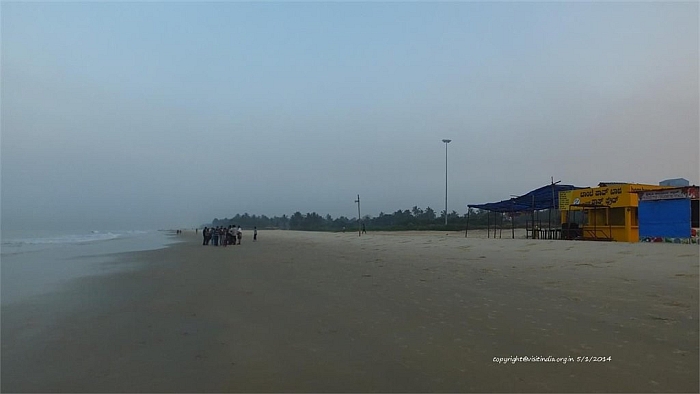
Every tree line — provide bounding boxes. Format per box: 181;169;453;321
209;207;563;232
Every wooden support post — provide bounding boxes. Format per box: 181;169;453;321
465;209;470;238
487;211;490;238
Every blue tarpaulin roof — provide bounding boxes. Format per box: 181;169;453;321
468;184;585;213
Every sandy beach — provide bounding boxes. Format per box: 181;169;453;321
2;230;698;392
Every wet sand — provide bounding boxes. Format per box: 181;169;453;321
2;230;698;392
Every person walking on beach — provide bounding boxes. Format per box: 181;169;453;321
362;223;366;234
202;227;208;245
237;226;243;245
253;226;258;241
228;224;237;245
212;227;219;246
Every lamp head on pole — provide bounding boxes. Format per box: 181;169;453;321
442;139;452;144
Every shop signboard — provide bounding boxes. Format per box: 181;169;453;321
561;184;668;210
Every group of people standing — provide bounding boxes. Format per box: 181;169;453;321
202;225;257;246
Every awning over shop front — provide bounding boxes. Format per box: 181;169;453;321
468;184;585;213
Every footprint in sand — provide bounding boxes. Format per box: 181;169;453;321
663;301;689;308
563;296;582;302
647;314;676;322
574;263;604;268
674;273;699;278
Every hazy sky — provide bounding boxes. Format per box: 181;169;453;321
2;1;698;231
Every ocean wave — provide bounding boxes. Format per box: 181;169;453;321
0;230;149;255
5;232;119;245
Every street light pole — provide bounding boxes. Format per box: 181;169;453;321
355;194;361;237
442;139;452;226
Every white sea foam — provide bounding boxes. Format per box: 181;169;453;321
1;230;152;255
1;229;179;305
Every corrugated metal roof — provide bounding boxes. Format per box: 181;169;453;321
468;184;584;213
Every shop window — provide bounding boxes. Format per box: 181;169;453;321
608;208;626;226
588;209;608;226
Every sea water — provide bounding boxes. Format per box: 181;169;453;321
1;229;180;305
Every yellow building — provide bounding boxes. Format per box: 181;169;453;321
559;183;670;242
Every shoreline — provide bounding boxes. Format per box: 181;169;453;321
1;230;181;306
2;230;698;392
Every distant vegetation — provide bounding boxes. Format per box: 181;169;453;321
208;207;563;232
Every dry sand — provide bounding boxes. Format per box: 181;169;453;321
2;230;698;392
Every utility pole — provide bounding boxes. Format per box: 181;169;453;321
355;194;361;237
550;177;554;231
442;139;452;226
550;177;561;232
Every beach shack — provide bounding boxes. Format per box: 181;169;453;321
559;183;669;242
637;186;699;244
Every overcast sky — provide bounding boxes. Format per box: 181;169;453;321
2;1;698;231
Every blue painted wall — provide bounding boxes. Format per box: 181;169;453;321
639;199;690;238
